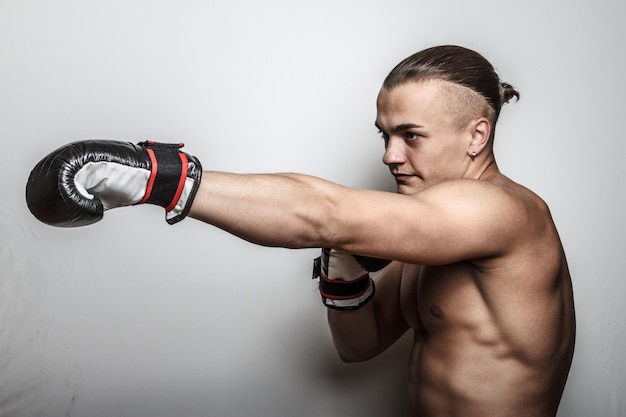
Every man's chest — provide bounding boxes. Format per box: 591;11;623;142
400;262;488;332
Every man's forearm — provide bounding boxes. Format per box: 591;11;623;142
188;171;350;249
328;305;385;362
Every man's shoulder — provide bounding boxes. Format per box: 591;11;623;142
428;175;546;210
419;176;552;243
420;176;535;210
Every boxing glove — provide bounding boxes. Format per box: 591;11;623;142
312;248;391;310
26;140;202;227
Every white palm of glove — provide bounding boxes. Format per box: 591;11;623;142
74;161;150;210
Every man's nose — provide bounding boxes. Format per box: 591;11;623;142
382;138;406;166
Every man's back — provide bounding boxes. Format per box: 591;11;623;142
398;172;576;416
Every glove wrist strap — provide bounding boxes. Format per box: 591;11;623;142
137;141;203;225
138;141;187;211
313;256;376;310
321;278;375;310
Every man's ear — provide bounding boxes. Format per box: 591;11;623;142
466;117;491;157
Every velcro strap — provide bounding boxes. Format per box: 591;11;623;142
313;255;371;299
318;268;371;300
138;141;187;210
312;256;375;310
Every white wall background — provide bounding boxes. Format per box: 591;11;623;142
1;0;625;416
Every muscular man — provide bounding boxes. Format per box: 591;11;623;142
26;45;575;416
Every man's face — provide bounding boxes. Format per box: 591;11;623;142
375;80;472;195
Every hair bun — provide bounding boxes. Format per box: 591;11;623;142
501;82;520;105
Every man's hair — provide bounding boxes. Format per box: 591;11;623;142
383;45;519;136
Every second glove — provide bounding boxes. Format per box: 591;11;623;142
313;248;391;310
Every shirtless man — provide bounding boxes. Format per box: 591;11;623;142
26;45;575;416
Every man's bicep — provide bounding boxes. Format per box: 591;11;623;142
336;182;519;265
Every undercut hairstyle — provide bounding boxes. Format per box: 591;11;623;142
383;45;519;139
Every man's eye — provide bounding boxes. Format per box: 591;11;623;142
378;130;389;142
404;132;419;141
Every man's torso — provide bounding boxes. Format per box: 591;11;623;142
397;178;576;417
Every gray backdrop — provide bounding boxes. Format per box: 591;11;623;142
1;0;625;416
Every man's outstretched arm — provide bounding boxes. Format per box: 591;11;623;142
26;140;520;265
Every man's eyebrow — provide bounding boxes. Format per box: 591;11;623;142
375;122;424;132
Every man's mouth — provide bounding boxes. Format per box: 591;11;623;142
392;172;415;183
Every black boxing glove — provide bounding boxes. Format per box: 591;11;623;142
312;248;391;310
26;140;202;227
